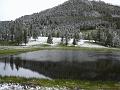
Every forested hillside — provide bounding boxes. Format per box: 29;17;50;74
0;0;120;47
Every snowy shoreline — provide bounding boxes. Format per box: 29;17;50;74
0;83;68;90
0;37;108;51
25;36;107;48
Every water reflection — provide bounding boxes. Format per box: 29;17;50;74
0;50;120;81
0;56;50;79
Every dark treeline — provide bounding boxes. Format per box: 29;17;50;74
93;24;120;47
0;0;120;47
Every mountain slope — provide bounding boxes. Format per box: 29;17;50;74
15;0;120;32
1;0;120;36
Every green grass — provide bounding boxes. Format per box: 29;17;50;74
0;48;41;55
55;45;120;52
0;76;120;90
0;45;120;55
32;44;51;47
0;40;17;46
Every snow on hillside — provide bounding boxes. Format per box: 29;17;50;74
25;37;61;46
25;37;48;46
52;37;61;45
68;39;73;45
24;36;106;48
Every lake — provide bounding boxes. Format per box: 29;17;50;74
0;50;120;81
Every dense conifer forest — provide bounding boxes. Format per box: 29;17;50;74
0;0;120;47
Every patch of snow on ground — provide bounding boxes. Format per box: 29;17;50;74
0;83;68;90
52;37;61;46
78;39;84;45
78;40;106;48
68;39;73;45
37;37;48;43
26;37;61;46
25;37;106;48
25;37;48;46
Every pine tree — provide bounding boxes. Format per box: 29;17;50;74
10;24;15;41
105;32;113;47
14;26;23;45
65;36;68;46
52;31;56;37
23;30;28;45
65;32;69;46
73;38;77;45
47;34;53;44
15;31;23;45
75;33;80;41
96;29;101;42
33;31;38;41
61;35;64;44
57;31;60;37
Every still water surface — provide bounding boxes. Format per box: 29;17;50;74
0;50;120;81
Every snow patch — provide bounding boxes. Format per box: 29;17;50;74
0;83;68;90
24;37;106;48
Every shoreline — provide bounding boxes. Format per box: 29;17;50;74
0;46;120;89
0;45;120;55
0;76;120;90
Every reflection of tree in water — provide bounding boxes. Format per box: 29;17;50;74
2;56;22;71
11;57;27;71
14;58;20;71
95;59;120;81
10;55;14;70
1;56;120;81
4;57;7;70
16;59;120;81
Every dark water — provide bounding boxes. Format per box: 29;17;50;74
0;50;120;81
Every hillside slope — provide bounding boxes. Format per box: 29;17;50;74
0;0;120;39
16;0;120;31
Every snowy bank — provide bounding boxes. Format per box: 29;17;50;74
78;40;106;48
25;37;61;46
24;37;106;48
0;83;68;90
